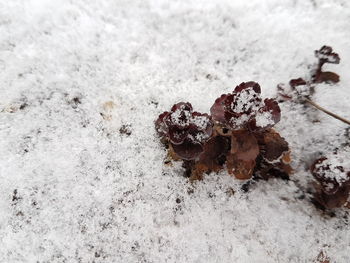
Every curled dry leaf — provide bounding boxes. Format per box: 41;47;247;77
289;78;307;88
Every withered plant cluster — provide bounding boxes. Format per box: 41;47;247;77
277;45;340;103
155;46;350;211
277;46;350;210
155;82;291;182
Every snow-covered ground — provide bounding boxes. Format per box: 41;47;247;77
1;0;350;262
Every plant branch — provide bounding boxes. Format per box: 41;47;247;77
305;98;350;126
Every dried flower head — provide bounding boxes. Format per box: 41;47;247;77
211;82;281;131
155;102;213;160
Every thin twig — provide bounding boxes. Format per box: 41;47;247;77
305;98;350;126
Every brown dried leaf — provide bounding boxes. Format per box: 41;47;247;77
289;78;307;88
198;135;230;172
257;129;289;163
227;158;256;180
314;184;350;209
257;161;292;181
227;130;259;179
231;130;259;160
254;130;292;180
315;71;340;83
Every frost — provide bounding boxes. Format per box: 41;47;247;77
255;111;274;128
316;53;338;63
229;113;250;127
169;108;191;128
295;84;310;97
191;114;211;130
231;88;261;113
314;150;350;185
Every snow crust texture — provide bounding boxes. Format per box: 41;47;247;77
0;0;350;262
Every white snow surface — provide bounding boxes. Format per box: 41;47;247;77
1;0;350;262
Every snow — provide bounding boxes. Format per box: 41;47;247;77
169;105;191;128
191;114;210;130
232;87;260;113
255;110;274;129
1;0;350;262
230;113;250;129
294;84;311;98
314;149;350;185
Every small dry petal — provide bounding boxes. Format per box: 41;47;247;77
155;111;170;137
289;78;307;88
210;94;229;123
